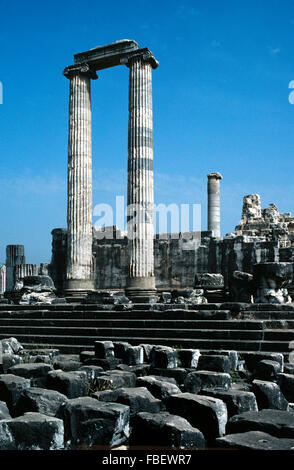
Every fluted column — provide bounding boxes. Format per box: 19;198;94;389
6;245;25;292
207;172;223;238
125;52;158;299
63;64;97;293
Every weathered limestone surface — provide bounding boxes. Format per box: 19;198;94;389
64;64;97;293
252;262;293;304
125;51;158;299
14;264;39;284
0;265;6;295
15;275;59;305
6;245;25;292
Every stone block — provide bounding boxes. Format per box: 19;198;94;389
227;409;294;438
199;350;239;371
79;351;95;363
7;363;54;387
131;412;205;449
0;412;64;450
177;349;200;368
215;431;294;450
0;354;23;374
94;341;115;359
253;360;282;381
57;396;130;449
79;365;104;379
1;337;24;355
150;368;188;385
103;370;137;388
83;357;121;370
128;364;151;377
243;352;284;372
277;373;294;402
28;355;52;364
53;355;82;372
124;346;144;365
284;364;294;375
151;346;178;369
14;387;68;417
92;387;162;416
136;376;181;401
199;389;258;417
113;342;131;360
0;374;31;415
0;401;11;420
47;370;89;398
185;371;232;392
252;380;288;410
197;355;231;373
166;393;227;441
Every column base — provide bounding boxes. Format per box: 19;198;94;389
125;277;157;303
64;279;94;300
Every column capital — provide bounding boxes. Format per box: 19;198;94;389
120;48;159;69
63;63;98;80
207;172;223;180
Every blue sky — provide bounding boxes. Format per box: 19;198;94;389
1;0;294;264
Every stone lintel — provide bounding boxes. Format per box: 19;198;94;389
63;63;98;80
207;172;223;180
74;39;139;68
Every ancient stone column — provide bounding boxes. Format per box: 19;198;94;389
207;172;223;238
0;265;6;295
63;64;97;294
124;51;159;299
14;264;39;282
6;245;26;291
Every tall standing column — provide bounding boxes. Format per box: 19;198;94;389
207;172;223;238
124;52;159;300
63;64;97;294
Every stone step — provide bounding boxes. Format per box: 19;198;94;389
260;340;293;353
0;309;232;321
264;320;294;329
0;325;264;340
0;333;264;352
0;318;264;330
244;311;294;320
263;329;294;341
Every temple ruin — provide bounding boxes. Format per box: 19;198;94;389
1;40;294;318
1;39;294;452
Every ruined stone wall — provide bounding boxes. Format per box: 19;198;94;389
49;204;294;292
208;235;280;287
92;232;210;289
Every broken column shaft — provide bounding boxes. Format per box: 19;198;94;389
5;245;26;292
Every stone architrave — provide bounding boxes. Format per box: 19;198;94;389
207;172;222;238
